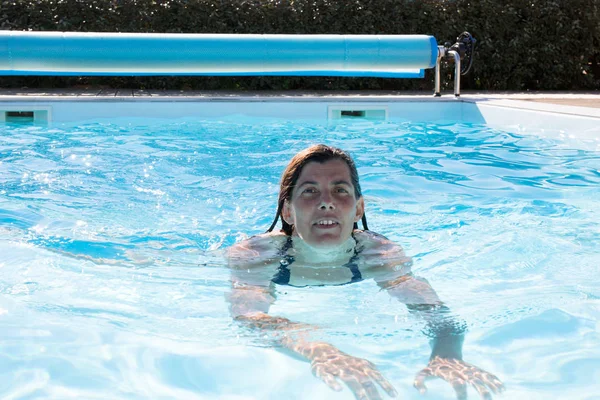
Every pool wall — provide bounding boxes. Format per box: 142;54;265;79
1;95;599;141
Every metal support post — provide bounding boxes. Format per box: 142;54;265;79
448;50;461;97
434;46;445;97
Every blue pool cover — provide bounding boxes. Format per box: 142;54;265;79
0;31;437;78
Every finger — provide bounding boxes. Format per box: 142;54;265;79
367;369;398;397
360;379;383;400
470;378;492;400
452;380;468;400
480;372;505;394
342;376;370;400
313;367;343;392
414;369;434;395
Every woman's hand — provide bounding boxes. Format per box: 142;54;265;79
294;341;398;400
414;356;505;399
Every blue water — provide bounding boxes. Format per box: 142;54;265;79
1;117;599;399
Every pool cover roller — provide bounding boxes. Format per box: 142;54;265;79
0;31;438;78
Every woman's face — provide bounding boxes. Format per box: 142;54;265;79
282;159;364;248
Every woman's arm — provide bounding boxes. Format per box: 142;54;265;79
356;231;503;398
378;275;465;360
226;239;398;399
356;230;464;359
227;234;304;328
227;278;397;399
377;274;504;399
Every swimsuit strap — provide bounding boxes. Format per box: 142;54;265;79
344;245;363;283
271;236;364;286
271;236;294;285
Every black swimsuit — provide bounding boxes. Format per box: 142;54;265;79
271;236;363;287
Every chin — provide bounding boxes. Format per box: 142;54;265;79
308;234;346;248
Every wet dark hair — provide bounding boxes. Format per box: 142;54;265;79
266;144;369;235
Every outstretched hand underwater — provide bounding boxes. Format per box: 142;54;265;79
282;338;398;400
235;311;398;400
414;356;505;399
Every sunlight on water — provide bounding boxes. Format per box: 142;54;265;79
1;117;599;399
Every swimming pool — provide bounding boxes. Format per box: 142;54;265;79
1;97;599;399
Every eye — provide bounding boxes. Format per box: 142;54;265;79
335;187;349;194
302;187;317;194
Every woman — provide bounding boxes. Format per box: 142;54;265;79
227;144;504;400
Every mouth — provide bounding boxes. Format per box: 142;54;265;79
313;219;340;228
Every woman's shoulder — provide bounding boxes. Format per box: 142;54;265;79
353;230;413;278
353;229;411;261
353;229;396;249
227;231;288;266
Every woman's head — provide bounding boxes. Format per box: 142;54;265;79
267;144;368;246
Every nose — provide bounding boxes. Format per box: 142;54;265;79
319;192;335;210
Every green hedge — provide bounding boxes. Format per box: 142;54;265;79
1;0;599;91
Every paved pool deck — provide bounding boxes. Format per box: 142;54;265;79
0;88;598;107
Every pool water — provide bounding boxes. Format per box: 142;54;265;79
1;117;599;399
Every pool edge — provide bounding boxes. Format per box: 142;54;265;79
1;93;598;140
